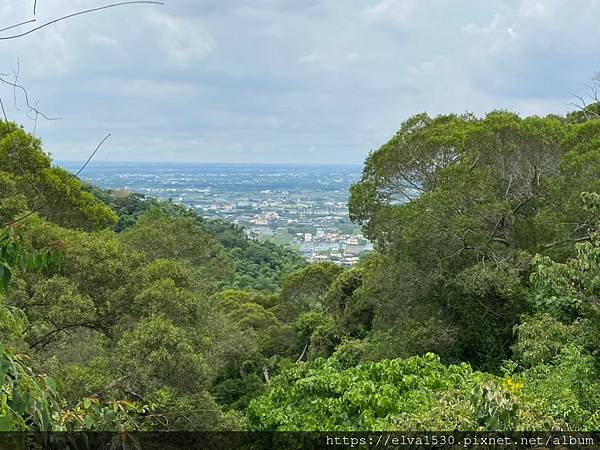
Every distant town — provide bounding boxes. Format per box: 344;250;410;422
62;162;374;266
200;192;373;267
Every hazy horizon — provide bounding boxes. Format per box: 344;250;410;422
57;160;363;167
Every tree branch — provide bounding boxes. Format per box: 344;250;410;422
543;235;594;249
296;340;309;363
0;97;7;122
0;1;164;41
0;75;61;121
0;19;37;34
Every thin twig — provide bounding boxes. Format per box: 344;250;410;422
0;19;37;34
74;133;111;178
31;101;40;135
13;58;20;111
0;75;61;121
0;1;164;40
0;97;7;122
296;340;309;363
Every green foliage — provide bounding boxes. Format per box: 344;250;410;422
515;345;600;430
331;339;377;368
8;221;144;346
213;289;285;346
0;122;117;230
212;374;265;412
212;221;306;292
280;262;344;312
0;227;63;294
83;187;162;232
0;300;28;349
0;172;27;225
512;314;585;368
324;267;375;338
90;195;307;293
122;208;233;292
0;125;309;432
57;397;145;432
348;110;600;370
247;353;523;431
213;289;279;311
296;312;339;359
359;254;458;361
530;241;599;313
0;345;62;431
116;315;210;395
144;387;245;431
510;198;600;430
2;112;600;433
0;345;145;432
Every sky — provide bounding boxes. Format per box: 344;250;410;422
0;0;599;164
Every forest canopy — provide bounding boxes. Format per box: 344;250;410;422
1;105;599;433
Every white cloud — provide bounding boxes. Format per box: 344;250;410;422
462;14;519;54
89;34;120;48
364;0;420;23
298;51;361;67
345;52;361;63
25;28;74;78
118;79;203;100
1;0;600;164
147;11;215;68
299;53;318;63
519;0;557;19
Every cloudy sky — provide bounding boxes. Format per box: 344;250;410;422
1;0;599;164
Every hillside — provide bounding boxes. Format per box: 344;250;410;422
1;109;600;433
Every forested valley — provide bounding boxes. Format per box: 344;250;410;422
1;103;599;432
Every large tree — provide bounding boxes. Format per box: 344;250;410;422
349;111;599;370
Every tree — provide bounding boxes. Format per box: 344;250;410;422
323;266;375;338
570;72;600;122
121;208;233;293
348;111;600;370
0;122;117;230
502;192;600;430
280;262;344;311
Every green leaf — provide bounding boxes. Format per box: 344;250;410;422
0;415;14;432
84;415;95;429
0;263;11;293
0;358;11;383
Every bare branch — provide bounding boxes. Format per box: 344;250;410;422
74;133;111;178
30;101;40;136
0;97;7;122
543;234;595;249
1;1;160;229
571;75;600;119
0;1;164;41
0;19;37;34
0;75;61;121
13;58;20;111
296;340;309;363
